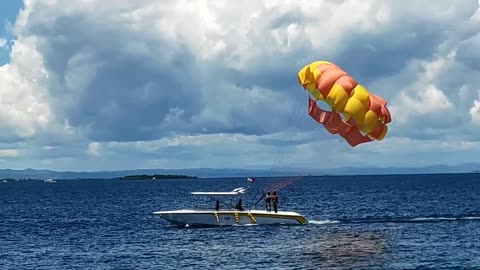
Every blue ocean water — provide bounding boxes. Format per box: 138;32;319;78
1;173;480;269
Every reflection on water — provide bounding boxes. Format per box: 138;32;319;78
303;229;388;269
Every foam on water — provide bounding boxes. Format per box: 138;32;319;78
308;219;340;225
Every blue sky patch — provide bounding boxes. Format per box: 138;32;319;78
0;0;23;65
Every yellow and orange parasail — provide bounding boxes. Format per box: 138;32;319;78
297;61;391;147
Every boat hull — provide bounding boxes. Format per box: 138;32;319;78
153;209;308;227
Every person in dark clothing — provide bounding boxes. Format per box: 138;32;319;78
215;200;220;211
265;192;272;212
272;191;279;213
235;199;244;211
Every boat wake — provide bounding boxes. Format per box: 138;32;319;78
408;216;480;222
308;220;340;225
308;215;480;225
232;223;259;227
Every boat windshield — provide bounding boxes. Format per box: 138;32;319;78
190;187;249;210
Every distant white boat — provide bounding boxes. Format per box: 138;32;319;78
153;185;307;227
44;179;56;183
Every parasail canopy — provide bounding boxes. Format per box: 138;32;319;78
297;61;392;147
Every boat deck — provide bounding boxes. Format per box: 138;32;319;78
153;209;303;216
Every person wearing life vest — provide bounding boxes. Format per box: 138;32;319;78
272;191;279;213
265;192;272;212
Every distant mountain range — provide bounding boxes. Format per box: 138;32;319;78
1;163;480;180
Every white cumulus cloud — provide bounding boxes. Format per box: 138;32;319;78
0;0;479;171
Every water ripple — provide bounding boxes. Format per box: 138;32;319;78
1;175;480;269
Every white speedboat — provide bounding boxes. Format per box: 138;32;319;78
153;186;308;227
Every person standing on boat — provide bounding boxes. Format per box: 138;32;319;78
235;199;244;211
272;191;279;213
265;192;272;212
215;200;220;211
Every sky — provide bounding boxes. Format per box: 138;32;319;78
0;0;479;172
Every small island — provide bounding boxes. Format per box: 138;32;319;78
121;174;197;180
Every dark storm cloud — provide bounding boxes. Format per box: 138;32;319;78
25;12;205;141
456;35;480;70
333;27;444;85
